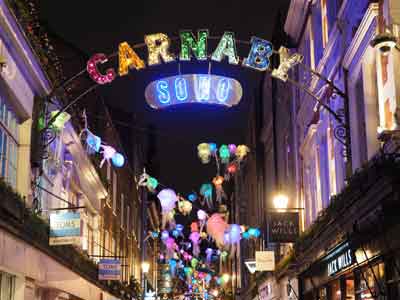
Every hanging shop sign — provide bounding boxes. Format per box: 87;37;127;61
158;263;173;295
86;30;303;107
256;251;275;271
49;212;81;245
324;243;354;276
268;212;299;243
244;259;257;274
98;259;121;280
145;74;242;109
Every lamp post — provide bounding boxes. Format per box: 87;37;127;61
272;193;289;211
142;262;150;299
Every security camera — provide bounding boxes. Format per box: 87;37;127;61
370;33;398;55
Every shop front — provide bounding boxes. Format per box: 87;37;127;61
299;234;400;300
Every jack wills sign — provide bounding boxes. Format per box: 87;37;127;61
327;247;354;276
268;212;299;243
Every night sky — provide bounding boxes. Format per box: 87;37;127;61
38;0;290;193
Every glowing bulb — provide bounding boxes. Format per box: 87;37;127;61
273;193;289;209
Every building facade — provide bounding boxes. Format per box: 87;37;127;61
0;2;150;300
248;0;400;300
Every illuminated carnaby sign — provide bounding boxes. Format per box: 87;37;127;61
145;74;242;109
86;30;303;93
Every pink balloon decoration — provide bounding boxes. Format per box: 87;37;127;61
189;231;201;257
206;213;229;249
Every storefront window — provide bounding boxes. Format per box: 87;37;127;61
345;275;355;300
356;262;385;300
387;255;400;299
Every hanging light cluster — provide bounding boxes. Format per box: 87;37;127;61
78;110;125;168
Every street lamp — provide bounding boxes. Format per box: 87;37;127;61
222;273;230;283
142;262;150;273
142;261;150;298
273;193;289;210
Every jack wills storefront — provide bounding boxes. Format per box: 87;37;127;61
296;155;400;300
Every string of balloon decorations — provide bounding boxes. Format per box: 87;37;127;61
136;142;261;297
51;109;262;296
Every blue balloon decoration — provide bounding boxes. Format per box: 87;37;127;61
172;230;179;238
176;224;184;232
209;143;217;153
248;227;257;237
111;152;125;167
86;133;101;153
253;228;261;238
161;230;169;241
188;193;197;202
242;231;250;239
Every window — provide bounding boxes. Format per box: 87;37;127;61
121;194;124;228
0;271;15;300
321;0;329;47
112;171;117;213
377;51;397;132
356;262;385;300
127;205;130;234
0;96;18;189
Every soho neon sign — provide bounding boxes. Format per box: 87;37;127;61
86;30;303;103
145;74;242;109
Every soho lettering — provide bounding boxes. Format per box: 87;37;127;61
156;77;230;104
327;249;353;276
144;74;242;109
87;30;303;85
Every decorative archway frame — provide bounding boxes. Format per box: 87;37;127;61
41;30;351;163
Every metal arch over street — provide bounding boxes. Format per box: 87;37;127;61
41;32;352;164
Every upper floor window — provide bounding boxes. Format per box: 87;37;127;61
321;0;329;47
0;96;18;189
112;170;117;213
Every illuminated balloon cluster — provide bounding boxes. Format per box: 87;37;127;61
78;112;125;168
197;143;249;165
242;227;261;239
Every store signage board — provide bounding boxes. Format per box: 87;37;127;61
244;260;257;274
256;251;275;271
49;212;81;245
327;248;353;276
98;259;121;280
145;74;242;109
268;212;299;243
